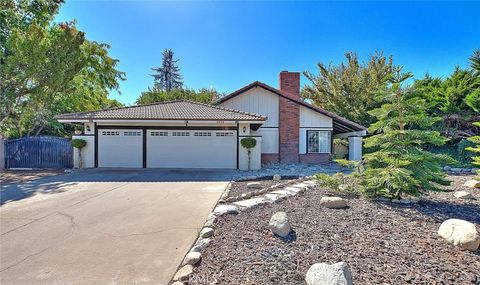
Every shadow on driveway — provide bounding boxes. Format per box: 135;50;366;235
1;168;235;206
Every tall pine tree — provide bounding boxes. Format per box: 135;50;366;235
362;68;453;198
151;49;183;91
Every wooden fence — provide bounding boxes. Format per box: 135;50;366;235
4;136;73;169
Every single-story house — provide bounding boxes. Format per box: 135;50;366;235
56;71;366;170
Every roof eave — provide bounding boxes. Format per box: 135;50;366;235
217;82;367;132
56;118;267;124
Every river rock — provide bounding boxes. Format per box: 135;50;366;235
438;219;480;251
305;262;353;285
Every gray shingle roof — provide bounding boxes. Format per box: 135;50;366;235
55;100;267;121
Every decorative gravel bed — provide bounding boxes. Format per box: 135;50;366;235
191;175;480;285
232;163;347;181
226;176;298;198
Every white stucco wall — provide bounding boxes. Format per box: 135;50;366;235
72;135;95;168
238;136;262;170
348;136;363;161
84;122;95;135
251;128;278;153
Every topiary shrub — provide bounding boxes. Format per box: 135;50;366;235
70;139;87;169
71;139;87;149
241;137;257;170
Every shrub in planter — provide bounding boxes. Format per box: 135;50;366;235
71;139;87;169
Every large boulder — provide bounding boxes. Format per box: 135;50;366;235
305;262;353;285
269;211;291;237
464;179;480;189
438;219;480;251
320;197;348;209
453;191;475;200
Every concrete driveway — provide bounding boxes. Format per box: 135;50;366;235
0;169;233;285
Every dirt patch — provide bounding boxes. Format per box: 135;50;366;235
1;170;64;186
192;175;480;284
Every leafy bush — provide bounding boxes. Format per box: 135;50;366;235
70;139;87;149
241;137;257;150
315;173;342;189
333;139;348;159
315;173;362;195
466;122;480;167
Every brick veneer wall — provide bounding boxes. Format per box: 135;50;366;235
278;96;300;163
279;71;300;97
299;153;332;164
261;153;279;164
278;72;300;163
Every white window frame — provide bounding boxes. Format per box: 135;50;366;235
306;130;331;154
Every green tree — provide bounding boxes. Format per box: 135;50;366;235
303;52;395;126
465;52;480;167
465;50;480;112
151;49;183;91
412;50;480;165
136;87;218;105
0;0;125;138
362;69;452;198
466;122;480;167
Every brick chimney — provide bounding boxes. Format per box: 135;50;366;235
279;71;300;98
278;71;300;163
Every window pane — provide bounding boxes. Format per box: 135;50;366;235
318;131;331;153
308;132;319;153
307;131;331;153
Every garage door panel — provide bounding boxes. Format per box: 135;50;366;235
147;130;236;169
98;129;143;168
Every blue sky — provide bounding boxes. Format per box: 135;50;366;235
56;1;480;105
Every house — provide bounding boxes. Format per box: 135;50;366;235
56;71;366;170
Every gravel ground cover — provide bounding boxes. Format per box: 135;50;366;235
232;163;346;181
192;175;480;285
227;176;298;198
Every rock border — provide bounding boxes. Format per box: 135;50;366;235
219;178;308;203
169;177;316;284
443;166;478;174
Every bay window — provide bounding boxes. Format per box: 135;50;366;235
307;130;331;153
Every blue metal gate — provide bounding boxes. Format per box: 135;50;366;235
4;136;73;169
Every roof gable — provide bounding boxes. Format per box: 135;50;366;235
55;100;267;122
216;81;366;133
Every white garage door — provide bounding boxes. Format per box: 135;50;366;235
146;130;237;169
98;129;143;168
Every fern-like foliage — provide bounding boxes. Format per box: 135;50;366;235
362;68;454;198
466;122;480;167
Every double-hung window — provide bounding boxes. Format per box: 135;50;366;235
307;131;331;153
